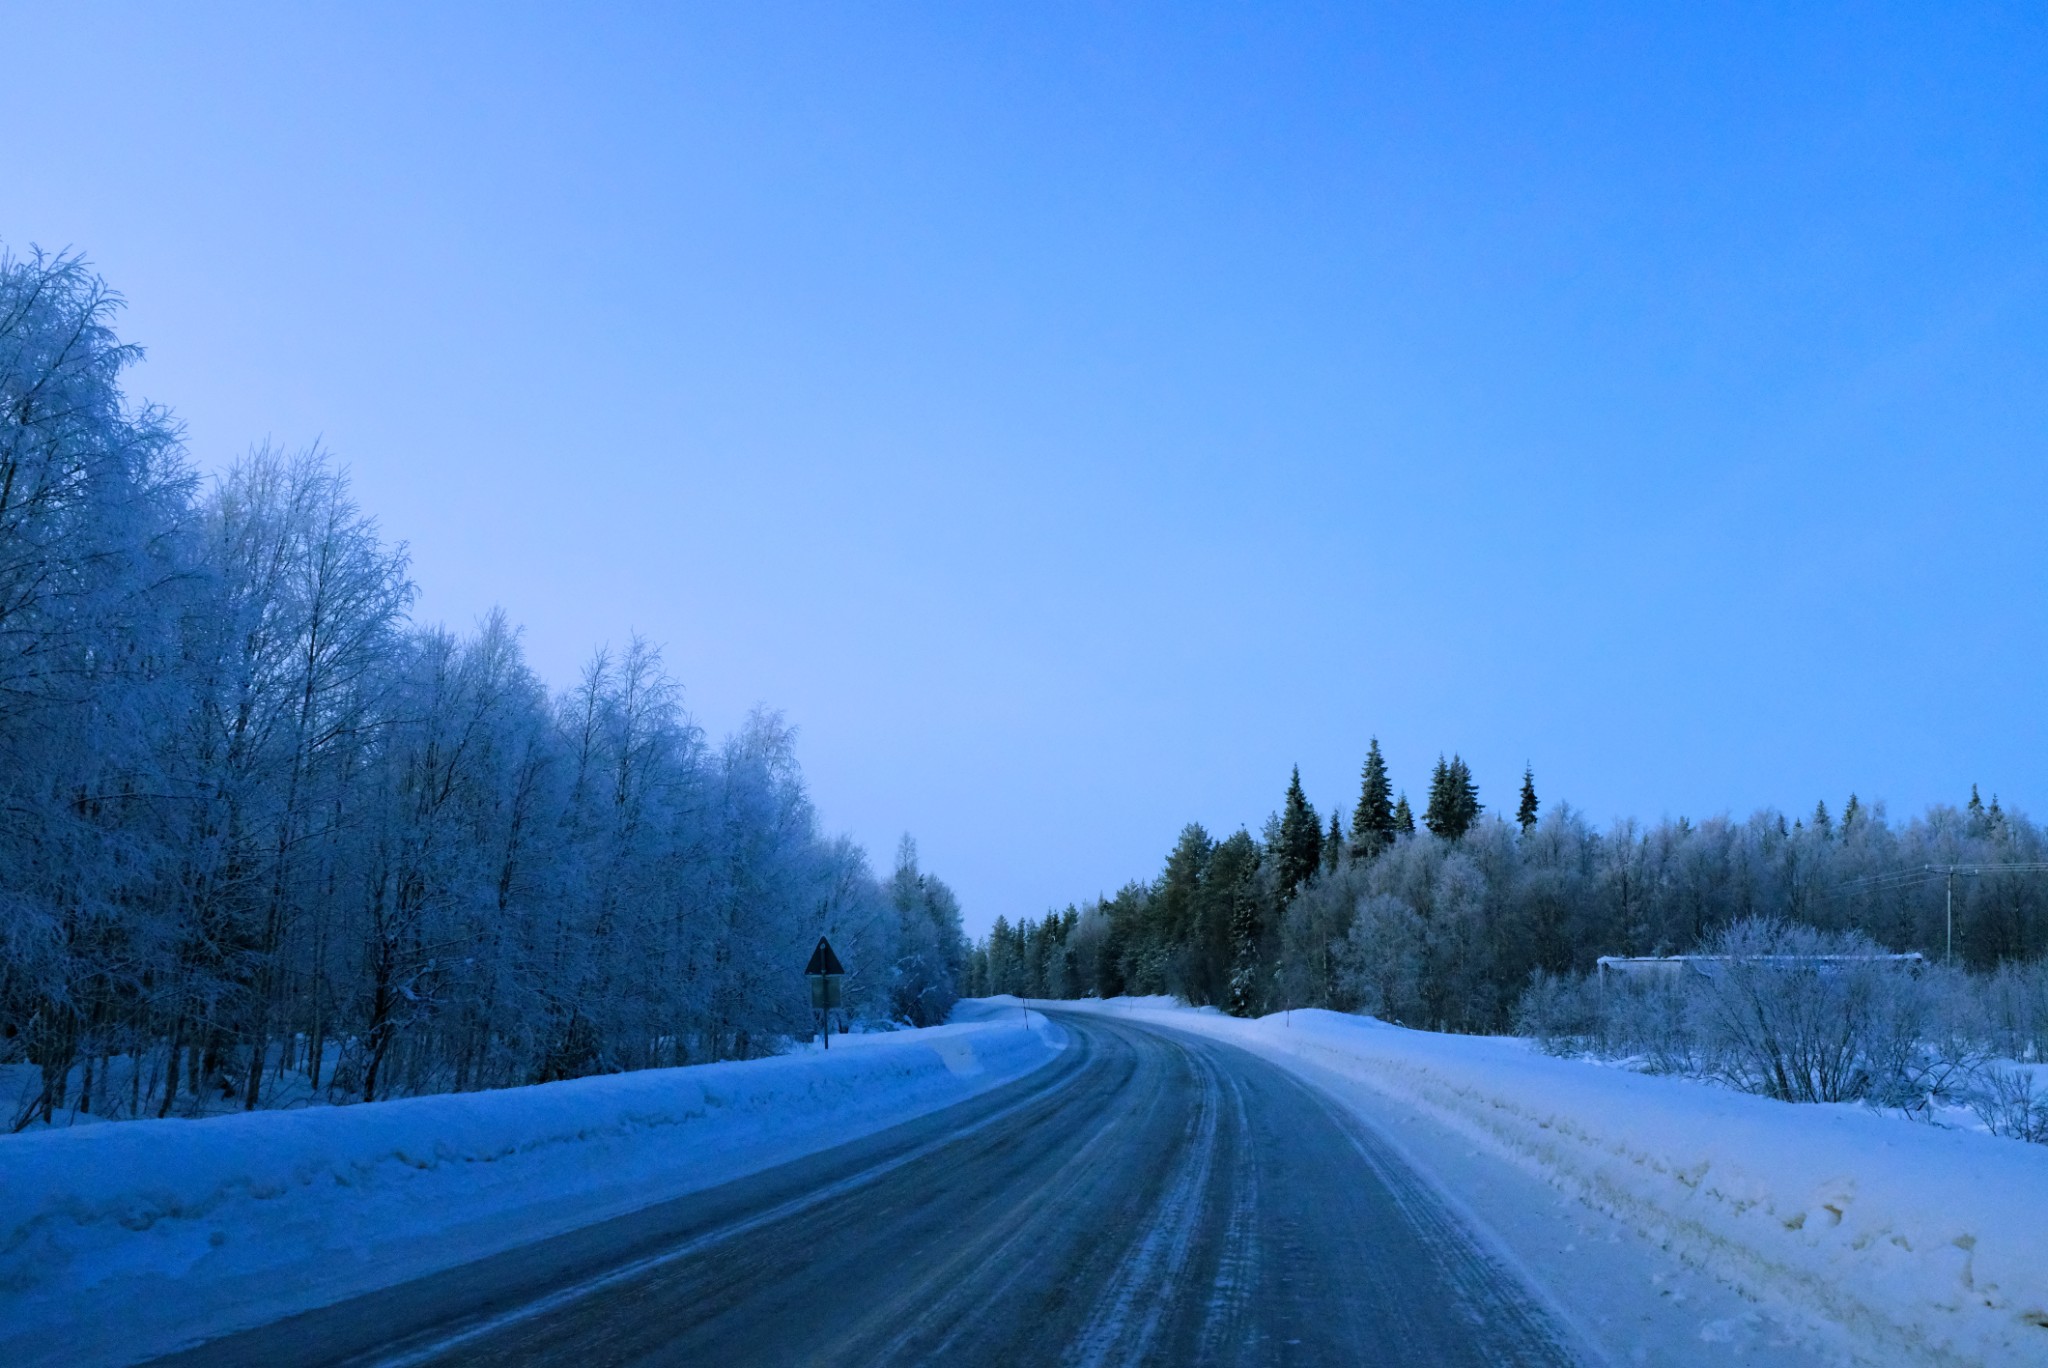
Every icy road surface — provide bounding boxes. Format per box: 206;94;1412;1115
161;1011;1580;1367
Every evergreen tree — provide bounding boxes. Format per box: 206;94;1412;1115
1324;811;1344;873
986;915;1015;994
1274;766;1323;900
1451;756;1482;835
1424;755;1451;836
1517;764;1540;832
1812;799;1833;838
1842;793;1862;834
1424;754;1483;840
1213;831;1265;1018
1154;824;1213;957
1349;738;1396;860
1393;792;1415;835
1190;830;1259;1007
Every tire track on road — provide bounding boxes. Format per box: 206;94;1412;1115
1063;1036;1223;1368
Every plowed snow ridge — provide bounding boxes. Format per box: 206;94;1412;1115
0;1010;1067;1367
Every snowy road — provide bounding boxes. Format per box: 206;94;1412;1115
160;1012;1580;1367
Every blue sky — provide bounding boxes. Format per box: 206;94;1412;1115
6;4;2045;932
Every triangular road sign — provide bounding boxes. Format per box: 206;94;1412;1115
805;936;844;976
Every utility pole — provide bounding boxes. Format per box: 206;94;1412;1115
1917;861;2048;969
1836;862;2048;970
1945;865;1955;969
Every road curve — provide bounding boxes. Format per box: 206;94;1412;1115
159;1011;1580;1367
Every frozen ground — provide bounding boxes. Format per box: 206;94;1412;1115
1047;997;2048;1367
0;1008;1066;1367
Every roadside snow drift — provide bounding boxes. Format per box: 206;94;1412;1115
1056;1000;2047;1367
0;1010;1065;1366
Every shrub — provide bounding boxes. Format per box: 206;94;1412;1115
1688;920;1924;1103
1969;1067;2048;1144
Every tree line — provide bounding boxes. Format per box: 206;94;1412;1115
969;737;2047;1033
0;250;968;1128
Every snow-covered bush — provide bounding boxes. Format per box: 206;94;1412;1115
1969;1066;2048;1143
1690;920;1924;1103
1517;965;1703;1075
1513;919;2045;1126
1979;959;2048;1062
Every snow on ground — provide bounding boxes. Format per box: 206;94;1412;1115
0;1008;1066;1367
1048;997;2048;1368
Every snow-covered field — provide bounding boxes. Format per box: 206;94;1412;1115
1050;997;2048;1367
0;1008;1066;1367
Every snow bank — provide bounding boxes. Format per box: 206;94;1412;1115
0;1010;1065;1366
1059;1000;2048;1367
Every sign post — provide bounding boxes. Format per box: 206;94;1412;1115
805;936;844;1049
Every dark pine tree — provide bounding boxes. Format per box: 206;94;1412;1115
1812;799;1833;839
1516;764;1540;833
1210;831;1264;1017
1426;754;1483;840
1393;792;1415;835
1324;811;1344;873
1450;756;1483;836
1275;766;1323;901
1155;824;1213;953
1349;738;1396;861
1423;756;1453;837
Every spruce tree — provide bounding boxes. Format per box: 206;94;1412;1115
1516;764;1539;832
1324;811;1344;873
1452;755;1482;836
988;915;1014;995
1156;824;1213;949
1842;793;1862;834
1393;791;1415;835
1423;755;1453;837
1211;831;1264;1017
1226;890;1262;1017
1812;799;1832;838
1349;738;1395;861
1275;766;1323;900
1196;827;1261;1011
1425;754;1483;840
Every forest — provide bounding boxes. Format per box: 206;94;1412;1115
969;740;2048;1038
0;250;969;1130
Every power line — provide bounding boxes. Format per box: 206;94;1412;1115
1834;863;2048;967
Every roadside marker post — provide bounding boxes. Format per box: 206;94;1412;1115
805;937;844;1049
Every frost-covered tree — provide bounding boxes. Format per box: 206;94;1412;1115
887;836;969;1027
1025;756;2048;1038
0;252;963;1129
